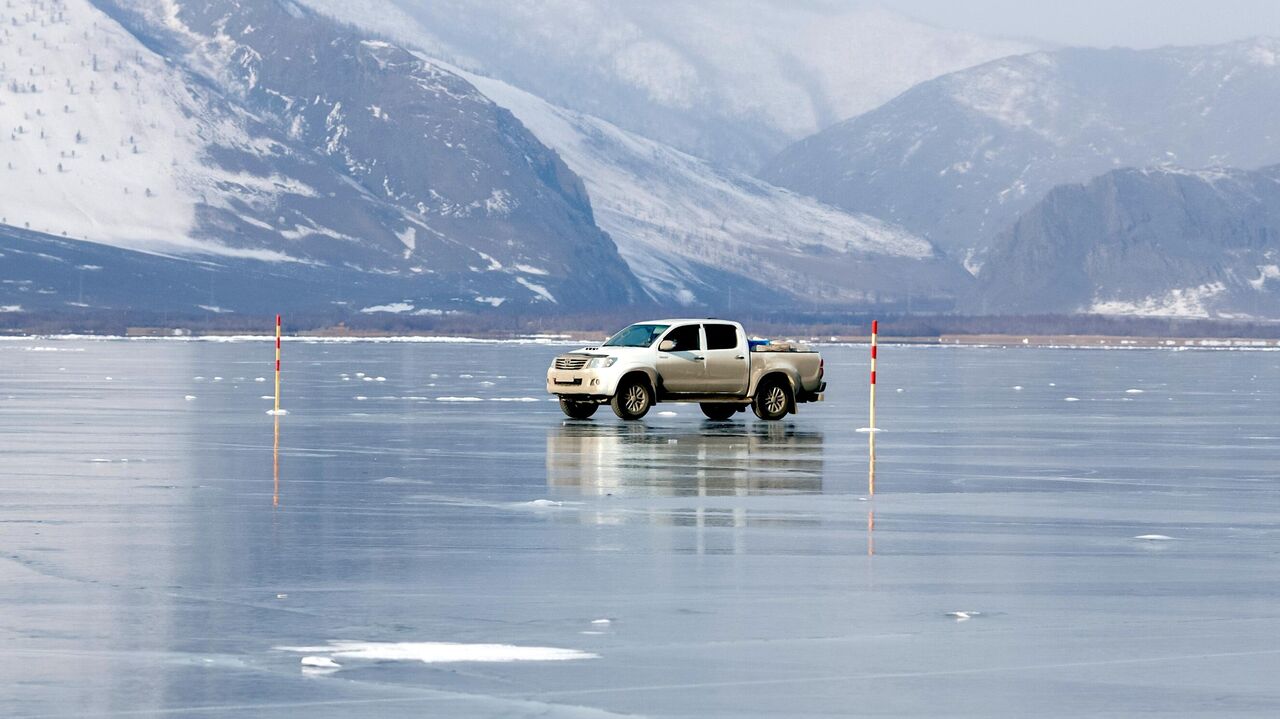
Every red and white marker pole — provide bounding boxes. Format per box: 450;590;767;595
869;319;878;496
274;314;282;414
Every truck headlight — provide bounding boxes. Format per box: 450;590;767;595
586;356;617;369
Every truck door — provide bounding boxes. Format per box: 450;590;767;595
702;323;749;394
655;323;704;393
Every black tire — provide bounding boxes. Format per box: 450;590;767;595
752;377;791;421
611;376;652;420
559;398;598;419
700;403;737;421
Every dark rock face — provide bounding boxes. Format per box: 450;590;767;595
762;42;1280;262
85;0;645;311
975;167;1280;318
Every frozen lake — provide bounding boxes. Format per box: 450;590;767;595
2;337;1279;717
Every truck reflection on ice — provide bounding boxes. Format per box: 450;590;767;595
546;421;824;498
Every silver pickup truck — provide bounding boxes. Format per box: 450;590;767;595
546;319;825;421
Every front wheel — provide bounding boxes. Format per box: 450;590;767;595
559;398;598;419
700;403;737;421
752;377;791;421
611;377;652;420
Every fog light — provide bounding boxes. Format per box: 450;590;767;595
591;378;600;386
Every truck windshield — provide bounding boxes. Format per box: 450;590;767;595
603;323;670;348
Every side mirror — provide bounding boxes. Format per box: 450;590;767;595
659;339;676;352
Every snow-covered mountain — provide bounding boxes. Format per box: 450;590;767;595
763;40;1280;264
454;67;973;309
975;166;1280;318
1;0;645;315
0;0;290;259
300;0;1032;171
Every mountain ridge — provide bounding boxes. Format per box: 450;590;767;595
762;38;1280;262
0;0;646;314
975;164;1280;318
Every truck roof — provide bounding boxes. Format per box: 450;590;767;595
634;318;741;326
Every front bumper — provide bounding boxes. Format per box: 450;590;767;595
547;367;609;398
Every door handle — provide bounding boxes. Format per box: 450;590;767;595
693;355;704;361
734;355;745;359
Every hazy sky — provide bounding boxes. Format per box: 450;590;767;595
877;0;1280;48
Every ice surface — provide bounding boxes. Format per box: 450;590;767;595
3;340;1280;716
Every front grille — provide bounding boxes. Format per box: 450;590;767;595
554;356;588;371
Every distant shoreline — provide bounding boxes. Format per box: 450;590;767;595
3;331;1277;350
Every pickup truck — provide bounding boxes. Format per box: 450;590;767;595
546;319;825;421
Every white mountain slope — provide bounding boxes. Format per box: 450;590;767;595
300;0;1033;170
453;67;972;307
0;0;296;260
1;0;648;313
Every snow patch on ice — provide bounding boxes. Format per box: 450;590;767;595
277;640;598;664
436;396;483;402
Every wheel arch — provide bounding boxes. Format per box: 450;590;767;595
612;368;657;398
753;370;798;415
750;369;798;397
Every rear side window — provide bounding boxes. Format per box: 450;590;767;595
663;324;702;352
704;324;738;350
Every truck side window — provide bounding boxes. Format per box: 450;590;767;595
704;324;738;350
663;324;701;352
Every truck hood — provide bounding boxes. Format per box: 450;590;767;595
567;346;652;359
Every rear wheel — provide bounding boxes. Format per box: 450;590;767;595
752;377;791;421
559;398;598;419
699;403;737;421
611;377;652;420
